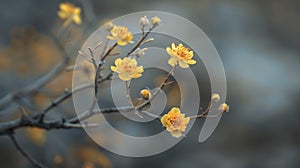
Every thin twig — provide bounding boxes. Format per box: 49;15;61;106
190;111;224;119
125;26;155;57
9;134;47;168
0;36;71;112
94;42;117;95
88;47;97;69
135;66;176;111
125;81;134;107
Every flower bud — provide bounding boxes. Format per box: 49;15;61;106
151;16;161;26
218;103;229;112
134;48;148;58
105;21;114;31
211;93;220;102
139;16;149;27
140;89;151;100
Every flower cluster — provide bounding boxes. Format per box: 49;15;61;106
63;12;229;138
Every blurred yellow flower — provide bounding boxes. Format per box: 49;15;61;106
111;57;143;81
107;26;134;46
166;43;196;68
161;107;190;138
151;16;161;26
218;103;230;112
57;2;82;27
211;93;220;102
25;127;46;146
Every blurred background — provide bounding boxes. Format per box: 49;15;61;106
1;0;300;167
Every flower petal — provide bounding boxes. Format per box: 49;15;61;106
74;8;81;14
166;47;175;57
186;59;196;65
57;11;68;19
106;36;116;40
171;107;180;113
110;66;117;72
60;3;70;11
133;73;142;79
170;130;183;138
72;15;81;24
118;73;131;81
171;43;176;50
117;40;127;46
168;57;178;67
136;66;144;73
161;115;168;127
178;60;189;68
125;33;133;42
115;58;122;67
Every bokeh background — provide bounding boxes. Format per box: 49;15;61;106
1;0;300;167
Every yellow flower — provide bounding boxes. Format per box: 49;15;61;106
107;26;134;46
151;16;161;26
166;43;196;68
161;107;190;138
111;57;143;81
57;2;82;27
140;89;151;100
218;103;229;112
211;93;220;102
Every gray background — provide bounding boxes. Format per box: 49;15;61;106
0;0;300;167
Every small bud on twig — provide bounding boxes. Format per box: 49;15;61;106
139;16;149;27
140;89;151;100
105;22;114;31
151;16;161;26
134;48;148;58
218;103;229;113
141;38;154;45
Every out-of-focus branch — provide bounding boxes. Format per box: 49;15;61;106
0;106;133;136
0;37;71;113
8;134;47;168
39;72;113;122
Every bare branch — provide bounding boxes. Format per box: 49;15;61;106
125;26;155;57
0;37;71;113
0;106;133;135
9;134;47;168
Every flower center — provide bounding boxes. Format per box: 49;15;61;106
168;115;182;128
121;62;136;74
113;26;129;40
176;46;191;60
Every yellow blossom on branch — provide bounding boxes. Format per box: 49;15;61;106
107;26;134;46
151;16;161;26
111;57;143;81
166;43;196;68
161;107;190;138
140;89;151;100
57;2;82;27
211;93;220;102
218;103;229;112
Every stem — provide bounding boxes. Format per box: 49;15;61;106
9;134;47;168
94;42;118;95
125;26;155;57
125;81;134;107
135;66;176;111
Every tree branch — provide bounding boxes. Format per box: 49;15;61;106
9;134;47;168
0;37;71;113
